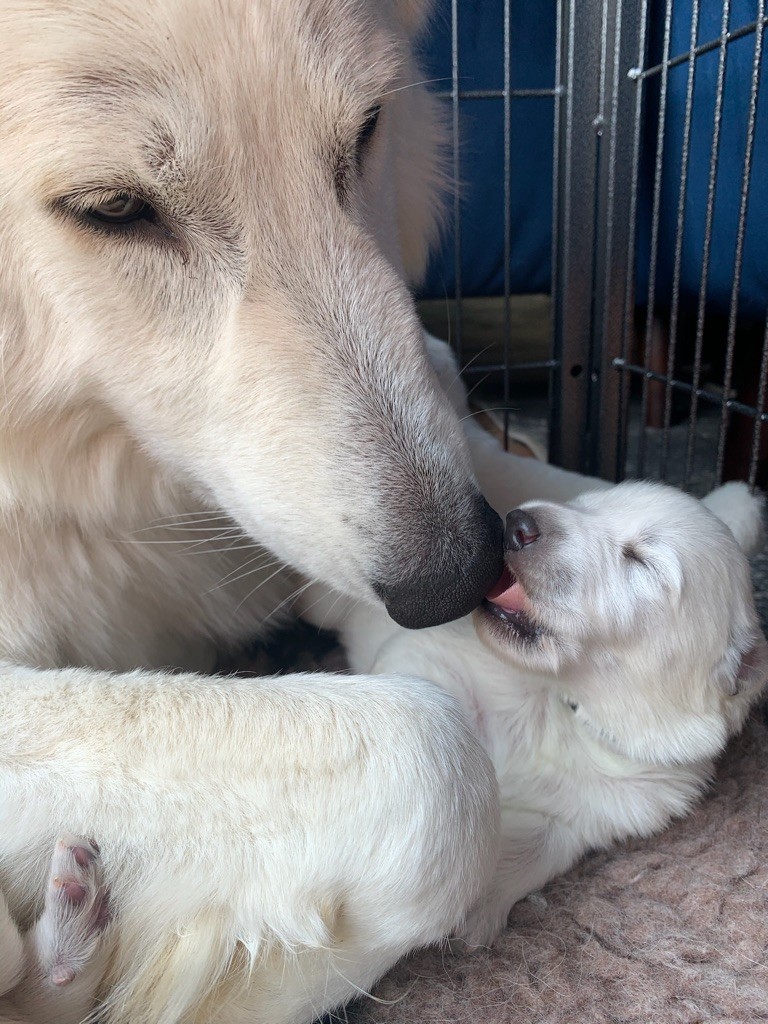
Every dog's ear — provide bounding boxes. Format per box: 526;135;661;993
718;631;768;697
735;634;768;696
701;482;765;556
391;0;433;36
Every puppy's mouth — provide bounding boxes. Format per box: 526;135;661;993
481;566;541;643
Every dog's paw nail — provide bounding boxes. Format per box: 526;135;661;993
49;965;77;987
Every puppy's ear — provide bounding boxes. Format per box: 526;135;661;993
391;0;433;36
719;632;768;697
702;482;765;556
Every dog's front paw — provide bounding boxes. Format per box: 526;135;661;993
35;835;110;986
453;895;510;950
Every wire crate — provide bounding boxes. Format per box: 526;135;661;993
431;0;767;495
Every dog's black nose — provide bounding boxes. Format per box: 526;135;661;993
374;494;504;629
505;509;540;552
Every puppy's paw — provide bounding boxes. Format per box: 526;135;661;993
35;835;109;987
453;896;510;950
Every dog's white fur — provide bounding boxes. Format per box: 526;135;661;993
0;2;505;1021
0;0;500;673
304;337;768;946
0;670;498;1024
1;0;762;1014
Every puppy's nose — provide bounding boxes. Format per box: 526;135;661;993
505;509;540;552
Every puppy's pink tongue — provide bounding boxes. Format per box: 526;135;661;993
486;567;528;613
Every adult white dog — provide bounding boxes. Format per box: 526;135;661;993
0;1;503;1022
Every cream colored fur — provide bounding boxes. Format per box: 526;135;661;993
306;336;768;947
0;2;504;1021
0;0;491;672
0;671;498;1023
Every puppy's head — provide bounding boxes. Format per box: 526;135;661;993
475;480;768;765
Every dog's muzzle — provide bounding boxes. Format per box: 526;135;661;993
374;495;504;629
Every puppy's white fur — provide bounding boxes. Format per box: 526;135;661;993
305;336;768;946
0;2;504;1021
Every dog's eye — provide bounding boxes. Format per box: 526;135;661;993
87;193;156;225
355;104;381;166
56;189;171;240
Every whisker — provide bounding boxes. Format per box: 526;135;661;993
233;571;299;621
117;536;238;547
380;76;452;98
135;524;244;535
318;590;352;632
252;579;314;628
130;521;237;537
209;553;284;592
182;543;265;558
142;509;233;525
458;342;499;379
434;340;500;407
298;588;351;633
457;405;517;424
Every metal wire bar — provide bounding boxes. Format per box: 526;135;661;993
660;0;700;479
591;0;615;466
463;359;559;375
614;359;768;421
502;0;512;448
616;0;650;479
684;0;731;486
749;312;768;488
592;0;642;480
549;0;603;470
598;0;610;125
434;87;561;100
450;0;463;370
715;2;765;482
637;0;674;478
637;16;768;79
549;0;566;453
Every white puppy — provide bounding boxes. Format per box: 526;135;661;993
304;342;768;947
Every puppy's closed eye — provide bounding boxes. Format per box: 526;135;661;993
623;537;683;601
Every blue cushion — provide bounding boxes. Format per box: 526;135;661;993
418;0;767;320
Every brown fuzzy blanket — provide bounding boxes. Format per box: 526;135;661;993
344;709;768;1024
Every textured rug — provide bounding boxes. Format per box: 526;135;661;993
343;708;768;1024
